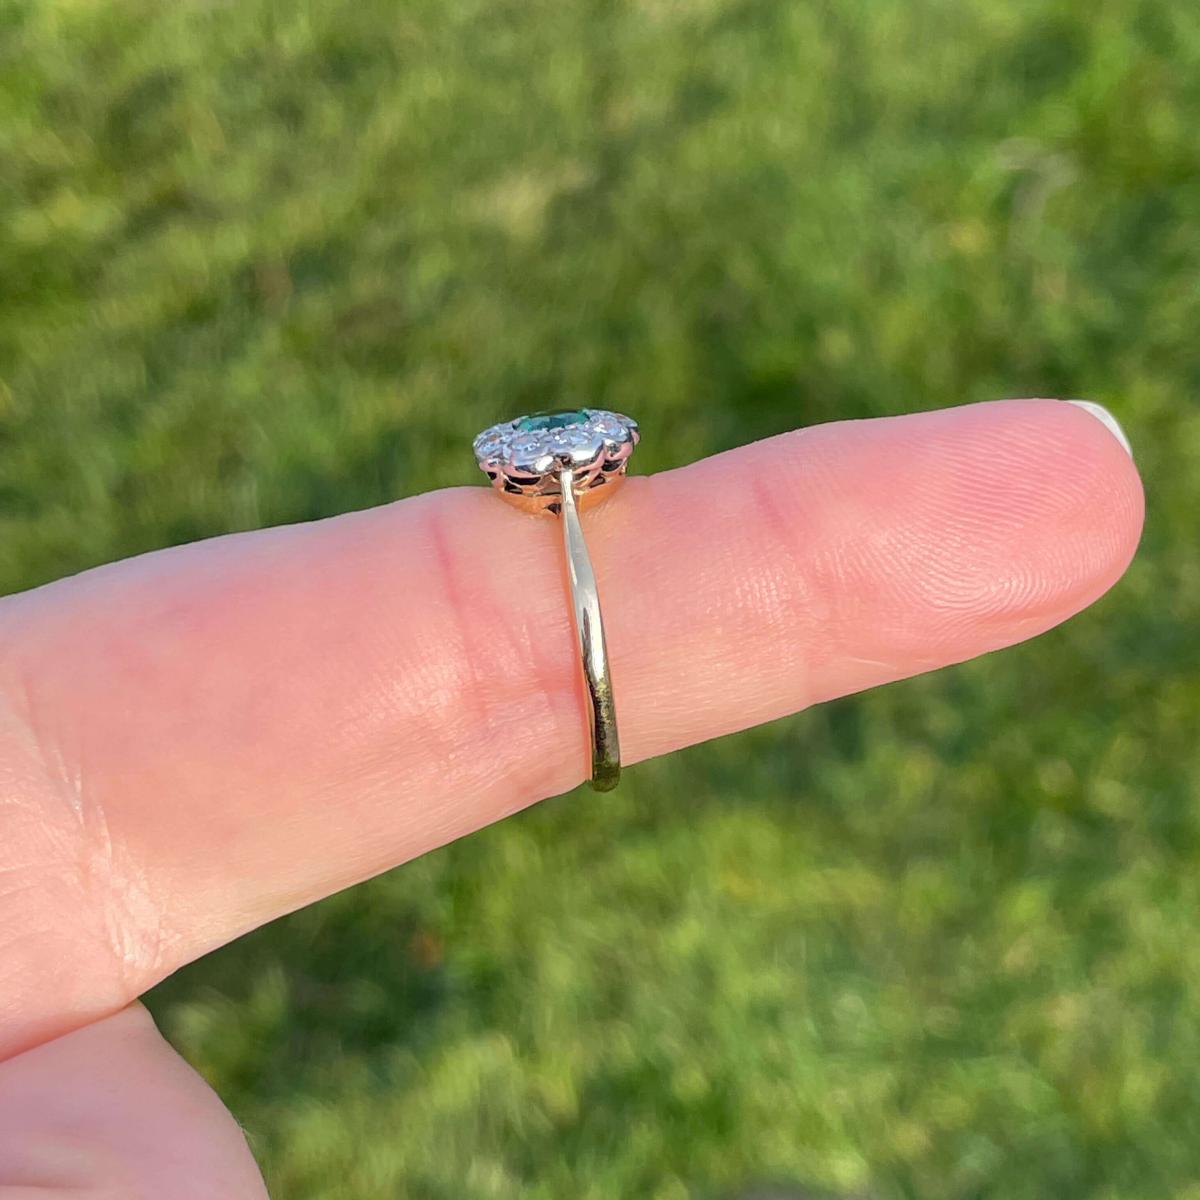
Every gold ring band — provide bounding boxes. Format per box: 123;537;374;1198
558;466;620;790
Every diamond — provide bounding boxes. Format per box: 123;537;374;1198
565;430;604;461
508;434;552;472
510;434;541;455
590;414;627;441
473;428;510;461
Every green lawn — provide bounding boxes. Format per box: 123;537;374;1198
3;0;1199;1196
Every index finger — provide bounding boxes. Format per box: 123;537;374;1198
0;399;1143;1057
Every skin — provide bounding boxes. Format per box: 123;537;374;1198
0;399;1144;1197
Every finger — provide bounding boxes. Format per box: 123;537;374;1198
0;1004;267;1198
0;399;1143;1056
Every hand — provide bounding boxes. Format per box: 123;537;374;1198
0;400;1142;1197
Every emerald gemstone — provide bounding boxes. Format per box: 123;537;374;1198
515;409;589;433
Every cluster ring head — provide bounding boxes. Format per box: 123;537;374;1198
473;408;639;512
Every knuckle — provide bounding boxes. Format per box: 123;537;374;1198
0;637;166;1012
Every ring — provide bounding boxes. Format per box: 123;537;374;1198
473;408;640;792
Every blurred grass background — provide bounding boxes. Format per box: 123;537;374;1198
2;0;1199;1196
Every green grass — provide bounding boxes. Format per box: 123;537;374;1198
3;0;1200;1196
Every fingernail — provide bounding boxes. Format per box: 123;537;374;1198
1065;400;1133;458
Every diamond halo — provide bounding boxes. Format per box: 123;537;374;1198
473;408;639;511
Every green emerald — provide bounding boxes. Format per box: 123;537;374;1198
515;409;589;433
